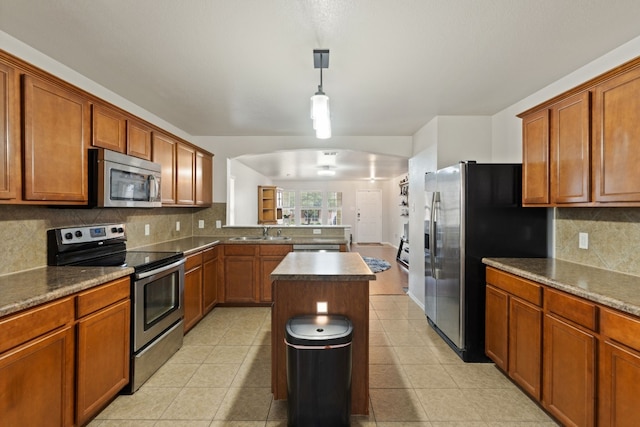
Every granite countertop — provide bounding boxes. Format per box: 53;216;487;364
0;266;133;318
0;235;350;319
483;258;640;317
271;252;376;281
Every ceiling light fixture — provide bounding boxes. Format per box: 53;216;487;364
311;49;331;139
317;165;336;176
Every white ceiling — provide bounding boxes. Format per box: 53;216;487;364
3;0;640;180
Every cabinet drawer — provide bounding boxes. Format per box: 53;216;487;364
545;288;598;331
203;246;218;261
185;252;203;270
0;297;74;354
77;277;130;318
224;244;258;256
259;244;292;256
486;267;542;306
601;308;640;352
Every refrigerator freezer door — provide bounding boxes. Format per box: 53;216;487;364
433;164;464;349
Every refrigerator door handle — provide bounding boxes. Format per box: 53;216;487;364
430;191;439;277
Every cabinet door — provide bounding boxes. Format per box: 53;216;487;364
196;151;213;206
76;299;130;425
92;103;126;153
509;297;542;399
152;132;177;205
485;284;509;371
599;340;640;427
0;325;75;427
127;118;152;160
260;256;284;302
184;254;203;333
224;256;257;303
593;66;640;202
543;314;596;427
522;109;550;205
176;142;195;205
202;247;219;314
0;61;19;200
23;74;90;203
551;92;591;204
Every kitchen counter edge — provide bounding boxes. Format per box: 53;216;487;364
483;257;640;317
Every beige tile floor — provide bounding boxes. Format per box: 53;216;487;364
90;295;558;426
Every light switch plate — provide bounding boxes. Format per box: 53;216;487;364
198;220;205;229
144;224;150;236
579;232;588;249
216;220;221;228
176;221;180;231
313;229;321;234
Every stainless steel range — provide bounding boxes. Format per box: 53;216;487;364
47;223;185;393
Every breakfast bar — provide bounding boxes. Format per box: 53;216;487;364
270;252;376;415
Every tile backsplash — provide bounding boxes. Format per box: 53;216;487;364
0;203;226;276
555;208;640;276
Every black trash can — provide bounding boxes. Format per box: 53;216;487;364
285;314;353;427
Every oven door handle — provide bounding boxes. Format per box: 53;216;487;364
135;258;185;280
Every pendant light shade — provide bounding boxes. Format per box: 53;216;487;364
311;49;331;139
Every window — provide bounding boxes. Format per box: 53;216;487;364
281;190;296;225
327;191;342;225
283;190;342;225
300;191;323;225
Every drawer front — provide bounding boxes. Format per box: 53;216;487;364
486;267;542;306
259;244;292;256
185;252;203;270
203;246;218;261
601;308;640;352
224;244;258;256
0;297;74;354
546;288;598;331
77;277;130;318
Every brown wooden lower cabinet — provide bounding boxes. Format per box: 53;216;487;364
486;266;640;427
223;244;259;303
543;314;596;427
202;246;219;314
259;244;292;302
75;277;131;425
184;252;204;333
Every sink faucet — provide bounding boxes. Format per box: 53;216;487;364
263;226;269;237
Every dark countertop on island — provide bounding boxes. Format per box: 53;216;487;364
271;252;376;281
483;257;640;317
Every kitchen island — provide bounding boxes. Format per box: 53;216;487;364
270;252;376;415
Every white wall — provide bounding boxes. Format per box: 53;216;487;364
492;34;640;161
228;159;273;225
406;116;492;306
192;136;412;203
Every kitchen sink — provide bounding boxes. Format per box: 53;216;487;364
228;236;292;241
229;236;265;241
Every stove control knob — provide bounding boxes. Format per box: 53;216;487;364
64;232;73;240
118;227;124;233
111;227;118;233
75;230;83;238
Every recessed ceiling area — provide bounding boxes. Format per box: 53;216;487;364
235;149;408;181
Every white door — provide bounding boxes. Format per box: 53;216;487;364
356;189;382;243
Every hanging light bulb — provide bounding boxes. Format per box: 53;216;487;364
311;49;331;139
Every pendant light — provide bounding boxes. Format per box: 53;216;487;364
310;49;331;139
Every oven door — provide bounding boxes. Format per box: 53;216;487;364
132;258;185;352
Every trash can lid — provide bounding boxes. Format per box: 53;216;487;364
285;315;353;347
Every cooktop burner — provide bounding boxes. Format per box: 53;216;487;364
47;223;183;273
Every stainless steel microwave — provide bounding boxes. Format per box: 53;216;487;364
89;149;162;208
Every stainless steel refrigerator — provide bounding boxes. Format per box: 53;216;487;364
424;162;547;362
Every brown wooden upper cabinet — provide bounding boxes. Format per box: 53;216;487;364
196;150;213;206
92;103;153;161
593;66;640;203
92;103;127;154
23;74;90;204
0;60;19;201
152;132;177;205
127;118;152;160
176;142;196;205
520;56;640;207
